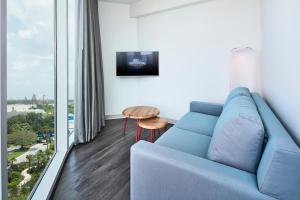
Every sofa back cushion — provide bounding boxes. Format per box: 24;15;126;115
207;96;265;173
252;94;300;200
224;87;251;108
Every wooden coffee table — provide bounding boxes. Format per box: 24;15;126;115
138;117;168;143
122;106;160;141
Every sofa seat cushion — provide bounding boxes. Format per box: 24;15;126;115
156;127;211;158
207;96;265;173
175;112;218;137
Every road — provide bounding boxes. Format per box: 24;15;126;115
8;145;21;152
14;143;48;164
18;168;31;187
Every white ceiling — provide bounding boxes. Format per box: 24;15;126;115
100;0;141;4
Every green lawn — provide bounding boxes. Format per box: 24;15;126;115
8;150;26;161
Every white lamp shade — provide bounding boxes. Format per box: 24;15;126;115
229;48;260;92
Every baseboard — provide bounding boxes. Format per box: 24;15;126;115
105;115;177;124
163;117;177;124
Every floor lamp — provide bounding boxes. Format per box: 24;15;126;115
229;47;260;92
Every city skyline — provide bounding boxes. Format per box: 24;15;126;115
7;94;55;101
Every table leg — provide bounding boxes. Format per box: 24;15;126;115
136;119;140;142
150;129;153;143
139;127;143;141
123;117;128;135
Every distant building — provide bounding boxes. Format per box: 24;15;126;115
42;95;47;104
32;94;37;105
7;104;46;118
24;96;29;104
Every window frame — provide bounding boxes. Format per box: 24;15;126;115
0;0;8;199
1;0;70;199
67;0;76;148
31;0;69;199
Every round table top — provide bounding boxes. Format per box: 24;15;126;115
138;117;168;130
122;106;160;120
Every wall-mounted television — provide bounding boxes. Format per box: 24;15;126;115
116;51;159;76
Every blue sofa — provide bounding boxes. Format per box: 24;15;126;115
131;90;300;200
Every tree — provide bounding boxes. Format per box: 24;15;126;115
40;126;54;149
8;157;17;167
8;112;54;135
8;130;36;149
36;150;44;168
8;181;18;195
8;170;21;182
45;149;53;159
7;115;27;134
9;123;32;133
25;113;44;132
26;155;33;169
68;104;75;114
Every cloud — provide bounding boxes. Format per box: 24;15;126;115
7;0;53;24
7;0;55;100
18;26;39;39
7;0;27;20
11;54;52;71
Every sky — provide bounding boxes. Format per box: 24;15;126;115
7;0;76;101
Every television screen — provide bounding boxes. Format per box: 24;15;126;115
116;51;159;76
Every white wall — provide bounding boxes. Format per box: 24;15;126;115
136;0;261;119
99;0;262;120
262;0;300;145
99;2;139;116
130;0;213;18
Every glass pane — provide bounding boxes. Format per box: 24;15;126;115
68;0;76;147
7;1;55;199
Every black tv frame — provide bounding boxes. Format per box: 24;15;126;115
116;51;159;76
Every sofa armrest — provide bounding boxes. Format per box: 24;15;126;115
190;101;223;116
131;141;276;200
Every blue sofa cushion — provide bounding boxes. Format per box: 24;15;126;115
252;94;300;200
156;127;211;158
224;87;251;108
207;96;265;173
190;101;223;116
175;112;218;137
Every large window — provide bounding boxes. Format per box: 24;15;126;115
7;1;55;199
1;1;70;199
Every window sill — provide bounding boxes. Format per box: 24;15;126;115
31;150;67;200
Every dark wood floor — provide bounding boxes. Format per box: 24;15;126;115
51;119;171;200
